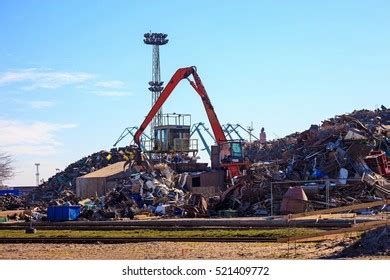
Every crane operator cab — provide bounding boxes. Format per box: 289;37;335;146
211;140;246;169
142;113;199;160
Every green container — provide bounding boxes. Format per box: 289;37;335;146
0;217;8;223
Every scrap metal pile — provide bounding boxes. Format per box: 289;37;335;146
26;147;137;206
245;106;390;164
78;163;207;220
4;145;206;219
2;107;389;219
0;194;26;211
228;106;390;214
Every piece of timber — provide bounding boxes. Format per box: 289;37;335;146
285;200;388;220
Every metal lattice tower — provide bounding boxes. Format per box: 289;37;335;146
144;32;169;137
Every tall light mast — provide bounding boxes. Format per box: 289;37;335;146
143;32;169;138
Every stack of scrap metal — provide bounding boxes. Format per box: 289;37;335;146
5;107;389;219
0;194;26;210
227;106;390;214
78;163;207;220
26;146;138;206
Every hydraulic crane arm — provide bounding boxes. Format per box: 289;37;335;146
134;66;227;145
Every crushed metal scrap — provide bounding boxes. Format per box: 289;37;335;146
28;147;138;205
0;194;26;211
2;107;390;220
222;106;390;214
22;151;207;220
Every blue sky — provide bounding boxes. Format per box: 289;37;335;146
0;0;389;185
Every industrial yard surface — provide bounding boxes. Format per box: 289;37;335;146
0;239;387;260
0;241;359;260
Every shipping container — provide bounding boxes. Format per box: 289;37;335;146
47;205;81;221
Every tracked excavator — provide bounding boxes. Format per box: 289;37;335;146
133;66;248;179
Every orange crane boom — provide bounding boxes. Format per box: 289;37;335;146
134;66;226;145
133;66;242;178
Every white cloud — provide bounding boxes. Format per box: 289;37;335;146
0;119;77;156
95;91;131;97
30;100;55;109
0;69;131;98
95;80;125;89
0;68;94;90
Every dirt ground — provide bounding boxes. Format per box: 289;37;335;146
1;238;388;259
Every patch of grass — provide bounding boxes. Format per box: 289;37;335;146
0;228;323;239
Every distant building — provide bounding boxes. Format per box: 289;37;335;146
9;186;37;196
76;161;126;198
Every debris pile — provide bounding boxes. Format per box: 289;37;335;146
78;163;207;220
27;147;137;205
7;145;208;220
246;107;389;168
358;226;390;255
231;107;390;214
0;194;26;210
334;226;390;257
2;107;389;219
216;162;282;215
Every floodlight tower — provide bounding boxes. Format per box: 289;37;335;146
143;32;169;137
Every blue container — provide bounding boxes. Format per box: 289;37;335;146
0;190;20;196
47;206;81;221
47;207;57;221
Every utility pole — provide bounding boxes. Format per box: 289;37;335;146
35;163;40;187
248;122;254;143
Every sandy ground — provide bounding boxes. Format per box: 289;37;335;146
1;239;388;259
